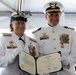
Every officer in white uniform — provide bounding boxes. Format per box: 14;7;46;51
32;1;76;75
0;11;36;75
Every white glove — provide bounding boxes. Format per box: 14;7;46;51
0;49;23;67
60;56;69;66
8;48;23;64
60;56;70;69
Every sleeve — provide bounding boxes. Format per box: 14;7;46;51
66;31;76;67
32;32;40;57
0;35;15;67
0;35;6;56
0;35;9;67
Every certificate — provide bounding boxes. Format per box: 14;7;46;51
19;52;62;75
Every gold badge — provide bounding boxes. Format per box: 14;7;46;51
7;41;17;49
40;33;49;40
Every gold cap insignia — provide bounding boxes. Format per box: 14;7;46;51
50;3;57;8
12;12;26;18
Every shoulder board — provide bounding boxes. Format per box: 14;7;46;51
28;37;37;43
32;27;42;34
2;33;12;36
64;26;74;30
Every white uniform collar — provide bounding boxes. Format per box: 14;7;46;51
47;23;60;29
12;32;25;40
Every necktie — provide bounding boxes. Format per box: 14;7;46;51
19;38;25;44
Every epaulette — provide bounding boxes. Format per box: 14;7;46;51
2;33;12;36
28;37;37;43
32;27;42;34
64;26;74;30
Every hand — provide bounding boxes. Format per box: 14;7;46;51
60;56;69;66
60;56;70;69
8;48;23;64
0;49;23;67
12;48;23;57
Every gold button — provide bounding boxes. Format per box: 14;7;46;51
54;47;56;50
43;42;45;44
52;31;54;33
53;38;56;40
20;73;23;75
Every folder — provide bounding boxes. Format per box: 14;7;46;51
19;52;62;75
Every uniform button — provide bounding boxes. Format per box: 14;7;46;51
43;42;45;44
53;38;56;40
20;73;23;75
52;31;54;33
54;47;56;50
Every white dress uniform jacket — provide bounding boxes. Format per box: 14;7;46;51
33;24;76;75
0;32;32;75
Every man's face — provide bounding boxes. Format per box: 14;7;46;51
45;12;60;27
11;20;26;37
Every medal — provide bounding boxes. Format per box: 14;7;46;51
28;43;36;57
61;45;64;48
60;41;64;48
59;33;69;48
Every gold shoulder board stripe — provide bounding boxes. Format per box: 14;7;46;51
64;26;74;30
2;33;12;36
28;37;37;43
32;27;42;34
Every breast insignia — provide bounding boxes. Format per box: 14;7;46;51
7;40;17;49
40;33;49;40
2;33;12;36
32;27;42;34
64;26;74;30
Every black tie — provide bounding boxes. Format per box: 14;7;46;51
19;38;25;44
